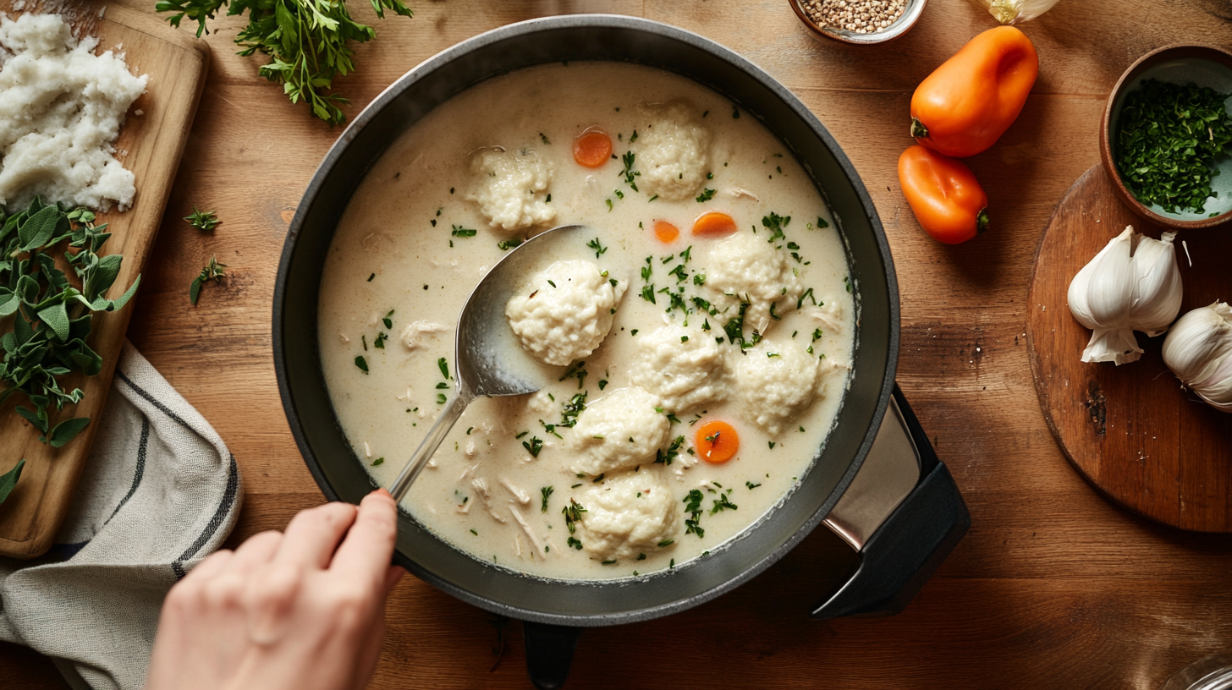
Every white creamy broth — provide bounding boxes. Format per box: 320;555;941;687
318;62;855;581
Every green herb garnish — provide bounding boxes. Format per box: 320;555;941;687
156;0;412;127
683;489;705;538
1;200;141;448
189;256;227;306
540;486;554;512
184;207;220;232
1115;79;1232;214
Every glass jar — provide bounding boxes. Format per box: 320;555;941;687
967;0;1063;24
1160;656;1232;690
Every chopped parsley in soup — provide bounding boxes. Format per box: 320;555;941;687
318;62;855;580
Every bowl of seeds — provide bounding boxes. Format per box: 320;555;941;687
1100;44;1232;229
789;0;927;45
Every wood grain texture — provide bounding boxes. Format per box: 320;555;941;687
0;1;210;558
5;0;1232;688
1027;165;1232;532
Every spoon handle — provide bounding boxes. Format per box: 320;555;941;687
388;388;475;503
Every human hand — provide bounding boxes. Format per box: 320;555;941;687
145;489;405;690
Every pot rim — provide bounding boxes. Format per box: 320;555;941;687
273;13;900;627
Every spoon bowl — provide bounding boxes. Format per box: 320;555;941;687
388;223;590;501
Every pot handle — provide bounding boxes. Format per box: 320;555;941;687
811;384;970;619
522;621;582;690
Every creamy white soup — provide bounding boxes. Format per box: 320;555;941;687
318;62;855;581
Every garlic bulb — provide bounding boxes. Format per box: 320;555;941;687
1067;226;1182;365
1162;301;1232;413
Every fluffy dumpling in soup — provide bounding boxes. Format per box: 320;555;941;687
629;323;728;413
468;147;555;232
735;339;822;435
703;227;804;335
577;469;679;561
568;386;670;475
505;260;627;366
635;101;711;202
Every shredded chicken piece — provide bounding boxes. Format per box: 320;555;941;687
509;506;543;558
500;477;531;505
804;302;844;332
514;533;524;558
363;441;372;458
338;332;349;343
426;459;437;469
456;500;471;514
396;387;413;401
460;462;479;481
725;187;760;201
401;321;450;351
465;440;477;457
471;478;507;523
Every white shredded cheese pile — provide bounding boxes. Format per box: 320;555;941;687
0;12;147;210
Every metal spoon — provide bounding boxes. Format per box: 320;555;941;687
388;223;590;502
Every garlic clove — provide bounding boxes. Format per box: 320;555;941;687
1129;231;1182;337
1069;227;1136;331
1162;301;1232;412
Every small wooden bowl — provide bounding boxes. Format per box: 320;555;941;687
788;0;928;46
1100;44;1232;230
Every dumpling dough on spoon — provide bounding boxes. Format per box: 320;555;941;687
505;259;627;366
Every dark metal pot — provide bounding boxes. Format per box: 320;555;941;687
273;15;969;689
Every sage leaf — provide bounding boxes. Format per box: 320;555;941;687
15;405;48;433
0;459;25;506
47;417;90;448
37;302;70;341
17;206;59;251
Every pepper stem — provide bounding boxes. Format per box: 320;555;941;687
976;208;990;235
910;117;928;139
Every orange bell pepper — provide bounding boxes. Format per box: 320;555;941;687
910;26;1039;158
898;145;989;245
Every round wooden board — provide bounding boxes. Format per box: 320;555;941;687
1027;165;1232;532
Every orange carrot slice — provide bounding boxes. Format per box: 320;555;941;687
695;420;740;464
654;220;680;243
573;129;613;168
692;211;738;237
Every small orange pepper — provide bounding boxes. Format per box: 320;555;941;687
898;145;989;245
910;26;1038;158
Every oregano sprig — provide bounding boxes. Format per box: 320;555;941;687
0;198;142;448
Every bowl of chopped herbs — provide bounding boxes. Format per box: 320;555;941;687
1101;45;1232;229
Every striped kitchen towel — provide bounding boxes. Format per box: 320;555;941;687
0;341;243;690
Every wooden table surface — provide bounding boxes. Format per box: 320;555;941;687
6;0;1232;687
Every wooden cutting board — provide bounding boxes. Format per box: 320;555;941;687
0;1;209;558
1027;165;1232;533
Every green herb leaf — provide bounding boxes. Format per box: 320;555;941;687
184;207;220;232
1115;79;1232;214
0;459;25;506
47;417;90;448
157;0;413;126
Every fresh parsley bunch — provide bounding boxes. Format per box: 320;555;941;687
0;199;141;447
156;0;413;126
1116;79;1232;215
